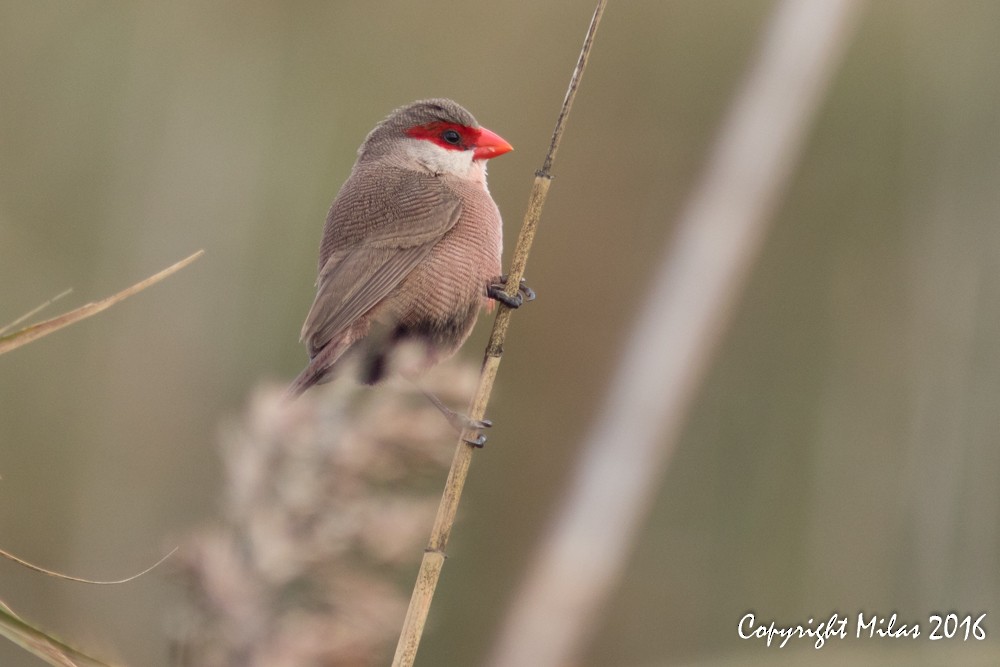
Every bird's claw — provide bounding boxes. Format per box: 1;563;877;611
463;432;488;448
460;419;490;448
447;413;491;431
450;413;491;448
421;388;492;447
488;276;536;309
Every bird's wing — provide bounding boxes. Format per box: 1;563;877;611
300;168;462;356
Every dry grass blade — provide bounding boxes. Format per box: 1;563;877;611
390;3;607;666
0;600;118;667
0;250;204;356
0;288;73;337
0;546;177;585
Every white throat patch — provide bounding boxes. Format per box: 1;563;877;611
405;138;478;179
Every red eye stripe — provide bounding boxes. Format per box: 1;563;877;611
405;121;480;151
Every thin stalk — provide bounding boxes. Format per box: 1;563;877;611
390;3;608;665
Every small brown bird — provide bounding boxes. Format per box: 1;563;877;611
289;99;530;440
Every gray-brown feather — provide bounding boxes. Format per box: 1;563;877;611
302;165;463;355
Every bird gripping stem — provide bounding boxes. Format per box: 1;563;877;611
392;3;607;666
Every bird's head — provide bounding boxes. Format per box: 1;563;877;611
360;99;512;179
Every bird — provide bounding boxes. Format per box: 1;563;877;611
288;99;532;443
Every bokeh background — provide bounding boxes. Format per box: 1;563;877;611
3;1;1000;665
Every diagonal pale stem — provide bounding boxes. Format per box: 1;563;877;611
390;3;607;666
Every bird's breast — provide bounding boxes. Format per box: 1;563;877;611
386;180;502;332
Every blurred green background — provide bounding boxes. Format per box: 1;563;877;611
3;1;1000;665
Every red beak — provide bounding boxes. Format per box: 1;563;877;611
473;127;513;160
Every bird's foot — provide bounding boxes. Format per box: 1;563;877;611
487;275;536;309
450;410;493;448
422;389;492;447
461;428;490;448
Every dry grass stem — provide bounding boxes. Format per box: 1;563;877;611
391;2;607;665
0;600;118;667
0;288;72;337
486;1;863;665
0;546;176;585
0;250;203;356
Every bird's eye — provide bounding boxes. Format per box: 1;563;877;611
441;129;462;145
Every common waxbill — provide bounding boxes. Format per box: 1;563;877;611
288;99;530;438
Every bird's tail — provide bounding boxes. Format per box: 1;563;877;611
286;364;320;399
285;339;350;399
